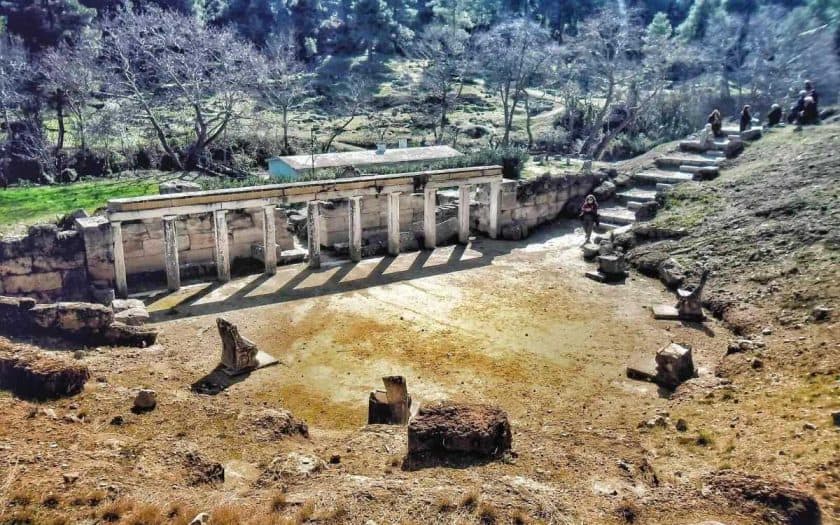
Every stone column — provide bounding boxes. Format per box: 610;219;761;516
348;196;363;262
307;201;321;269
213;210;230;282
262;205;277;275
111;221;128;298
423;187;437;249
488;180;501;240
458;185;471;245
162;215;181;291
387;192;401;256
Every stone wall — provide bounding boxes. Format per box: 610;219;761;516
0;171;602;303
0;225;88;302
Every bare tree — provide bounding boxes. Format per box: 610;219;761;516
0;35;30;134
40;35;100;151
100;7;260;171
256;33;310;155
476;19;557;147
414;24;472;144
317;73;372;153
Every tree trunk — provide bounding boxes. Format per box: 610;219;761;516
55;96;65;152
282;106;290;154
524;94;533;150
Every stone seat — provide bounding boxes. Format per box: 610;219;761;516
598;206;636;226
632;170;693;185
616;188;658;204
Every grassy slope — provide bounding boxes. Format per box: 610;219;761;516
0;175;163;234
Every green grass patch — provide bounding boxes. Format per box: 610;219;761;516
0;175;163;233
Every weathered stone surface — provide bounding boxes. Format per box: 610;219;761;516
159;181;202;194
133;389;157;411
0;296;36;335
635;201;659;221
592;180;616;202
0;256;33;276
113;307;149;326
183;450;224;485
111;299;145;313
501;221;529;241
3;272;63;294
104;323;159;347
626;246;672;276
597;255;626;276
658;258;686;289
259;452;324;483
705;470;820;525
655;343;695;389
30;302;114;332
407;402;512;463
0;349;90;399
369;376;411;425
217;317;259;375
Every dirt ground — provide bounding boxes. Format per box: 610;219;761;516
2;207;836;524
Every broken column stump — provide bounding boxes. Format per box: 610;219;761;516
216;317;278;376
368;376;411;425
652;269;709;321
654;343;695;389
406;402;512;468
586;254;628;283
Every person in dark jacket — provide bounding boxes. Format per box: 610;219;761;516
739;105;752;132
707;109;723;137
766;104;782;127
804;80;819;106
579;194;599;244
802;96;819;124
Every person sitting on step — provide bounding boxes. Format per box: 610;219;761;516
579;194;599;244
739;105;752;132
766;104;782;127
707;109;723;138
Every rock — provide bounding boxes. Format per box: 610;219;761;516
188;513;210;525
104;323;159;347
113;307;149;327
635;201;659;221
582;243;600;260
705;470;820;525
614;174;632;187
832;411;840;427
133;389;156;411
248;409;309;440
329;454;341;464
802;422;816;431
762;327;772;336
751;358;763;370
597;255;626;277
183;451;224;485
0;296;36;335
655;343;695;389
407;402;512;465
159;181;202;194
657;258;686;289
110;415;125;426
62;472;80;484
643;415;668;428
811;306;832;322
30;302;114;333
626;247;671;276
675;418;688;432
111;299;145;313
368;376;411;425
90;286;116;306
592;180;616;202
259;452;325;484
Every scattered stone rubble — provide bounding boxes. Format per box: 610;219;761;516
0;295;157;347
705;470;820;525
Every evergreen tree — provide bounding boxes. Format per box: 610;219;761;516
677;0;721;40
0;0;94;52
647;11;674;38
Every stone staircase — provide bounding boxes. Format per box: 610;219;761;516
595;126;758;234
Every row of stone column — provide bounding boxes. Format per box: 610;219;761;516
111;181;501;297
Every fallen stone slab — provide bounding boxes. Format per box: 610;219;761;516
0;348;90;399
111;299;145;313
30;302;114;333
104;323;159;347
114;307;149;326
407;402;512;468
655;343;695;389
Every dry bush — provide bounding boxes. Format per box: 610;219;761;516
477;501;498;524
41;493;61;509
511;508;530;524
616;499;639;523
434;494;455;513
128;502;165;525
296;500;315;522
210;503;248;525
269;492;287;513
101;497;134;522
459;489;479;510
8;488;36;506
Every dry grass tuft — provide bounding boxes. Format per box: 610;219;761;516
477;501;498;524
210;503;249;525
295;500;315;522
127;502;165;525
85;489;106;507
511;509;529;524
616;499;639;523
434;494;455;513
269;492;287;513
41;493;61;509
101;497;134;522
459;489;479;510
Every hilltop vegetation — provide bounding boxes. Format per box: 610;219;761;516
0;0;837;186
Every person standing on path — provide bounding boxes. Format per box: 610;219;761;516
740;105;752;132
580;194;599;244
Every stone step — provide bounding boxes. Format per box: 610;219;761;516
627;201;642;211
595;222;622;233
632;170;693;185
598;206;637;226
655;182;674;192
616;188;658;204
656;155;721;170
678;165;720;178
